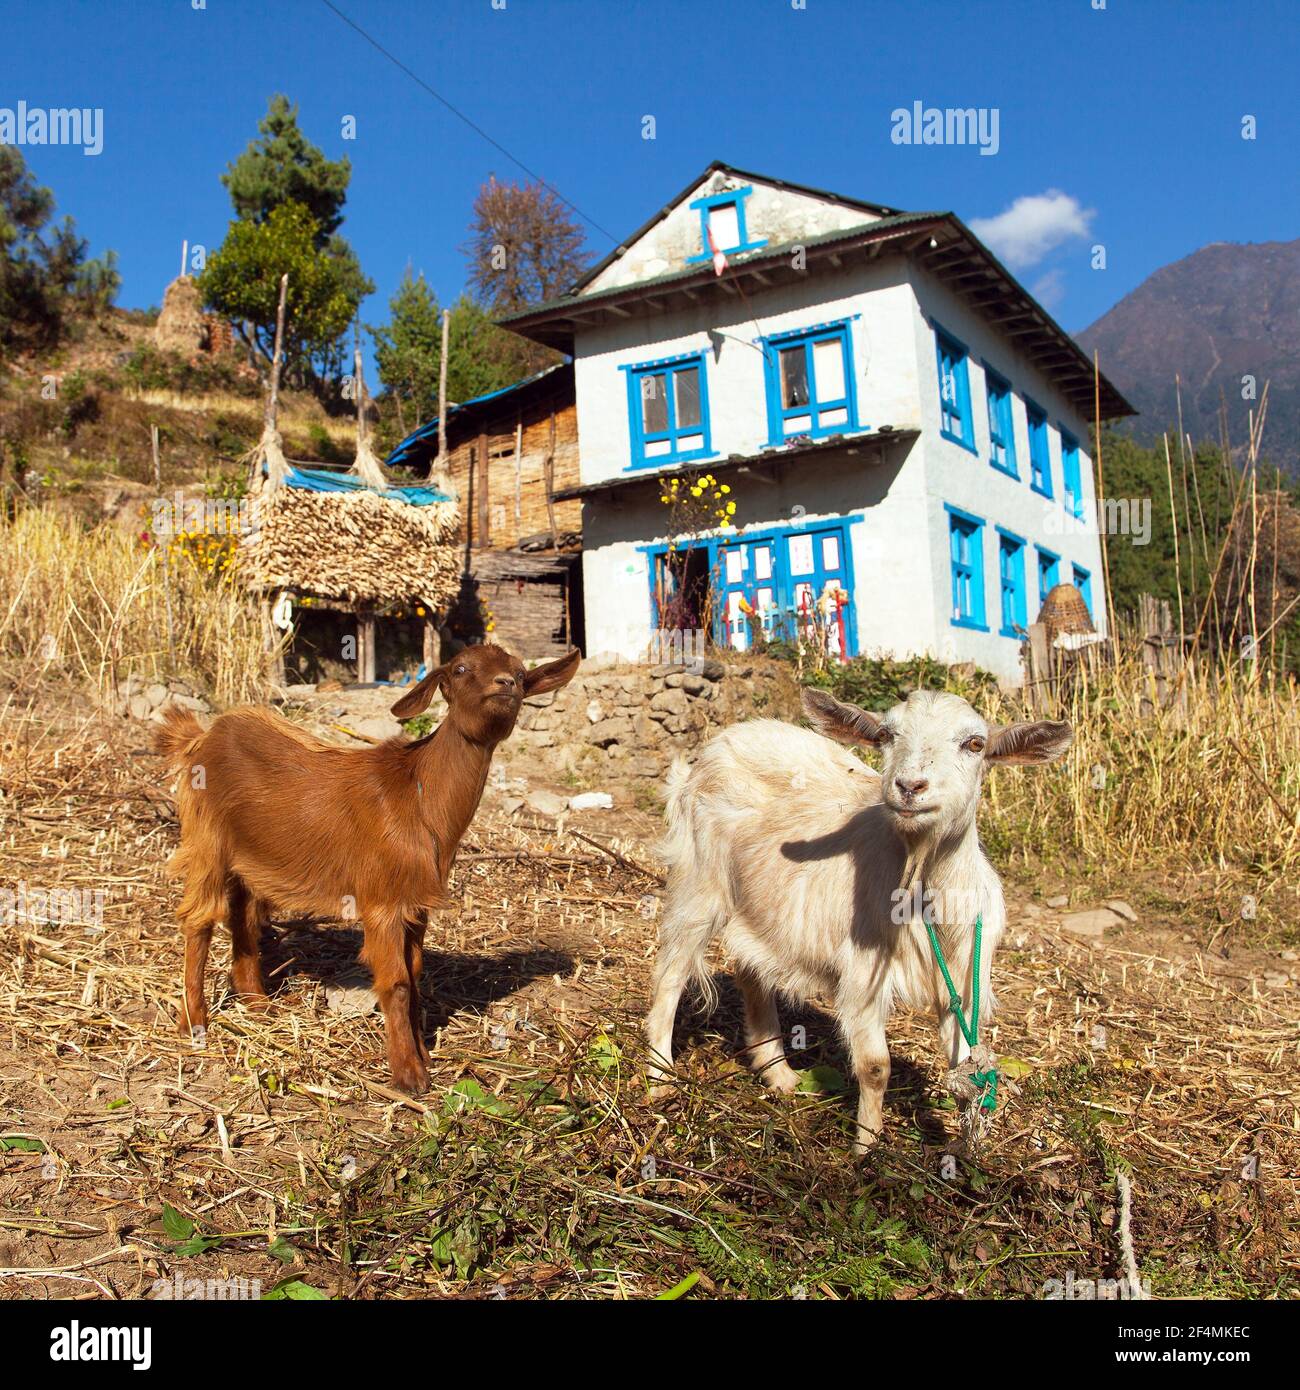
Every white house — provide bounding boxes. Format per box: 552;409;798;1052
502;162;1134;683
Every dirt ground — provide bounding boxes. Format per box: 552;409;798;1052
1;692;1296;1300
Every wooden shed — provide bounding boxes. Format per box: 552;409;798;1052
384;362;583;658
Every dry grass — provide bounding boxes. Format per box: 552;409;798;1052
0;705;1295;1300
0;507;266;707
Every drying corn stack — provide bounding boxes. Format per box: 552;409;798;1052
1037;581;1095;645
238;471;462;606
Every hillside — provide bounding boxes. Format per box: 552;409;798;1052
1078;239;1300;476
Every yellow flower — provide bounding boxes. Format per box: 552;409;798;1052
725;501;736;515
720;483;730;494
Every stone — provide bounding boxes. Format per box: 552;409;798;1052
1104;899;1138;922
649;663;685;678
633;714;660;745
524;789;568;817
650;688;688;716
501;796;525;815
144;683;169;707
587;717;633;747
1045;894;1069;908
128;693;152;720
352;716;401;741
569;791;614;811
700;659;726;681
586;699;606;723
664;673;684;688
325;974;378;1018
524;691;556;708
628;755;663;778
681;673;709;696
167;692;209;713
1060;908;1121;940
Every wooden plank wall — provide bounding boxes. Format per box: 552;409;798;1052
443;396;581;550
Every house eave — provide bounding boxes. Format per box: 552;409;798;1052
552;426;922;504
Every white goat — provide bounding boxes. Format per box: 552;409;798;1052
646;687;1071;1152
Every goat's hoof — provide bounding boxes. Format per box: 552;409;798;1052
177;1011;208;1041
392;1062;430;1097
852;1129;883;1157
762;1065;802;1095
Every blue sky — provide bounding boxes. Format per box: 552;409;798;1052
9;0;1298;343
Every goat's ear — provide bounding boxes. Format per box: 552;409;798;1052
801;687;889;746
390;665;446;720
985;720;1072;766
522;648;581;696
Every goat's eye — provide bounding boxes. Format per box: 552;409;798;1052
964;735;986;754
454;665;466;675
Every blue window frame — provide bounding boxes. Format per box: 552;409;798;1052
1073;563;1093;617
686;186;767;265
643;519;858;658
1060;429;1084;518
1036;545;1060;609
946;504;987;630
622;352;712;469
760;319;859;444
1026;400;1052;497
985;368;1018;477
996;528;1028;637
935;326;976;453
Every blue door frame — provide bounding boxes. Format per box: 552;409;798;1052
643;519;858;657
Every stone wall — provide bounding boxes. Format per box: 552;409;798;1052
507;653;803;780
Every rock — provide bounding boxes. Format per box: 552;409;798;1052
664;673;684;688
1022;903;1044;919
1280;950;1299;962
681;673;710;696
525;789;568;817
650;688;688;716
167;692;210;713
587;717;633;747
628;755;663;778
144;682;169;707
569;791;614;811
351;716;401;741
586;699;606;724
128;693;152;720
1263;971;1291;989
649;663;685;678
1045;894;1069;909
501;796;525;815
1061;908;1121;940
700;659;726;681
1104;899;1138;922
524;690;556;708
325;974;377;1018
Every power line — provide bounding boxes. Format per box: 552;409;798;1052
318;0;618;244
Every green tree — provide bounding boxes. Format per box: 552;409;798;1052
199;201;358;381
207;96;372;387
0;147;94;350
222;94;351;241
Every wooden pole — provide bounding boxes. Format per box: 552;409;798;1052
152;423;175;668
436;308;450;472
545;408;558;550
266;273;289;433
1092;350;1117;661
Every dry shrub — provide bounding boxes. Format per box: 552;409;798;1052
980;652;1300;880
0;506;266;706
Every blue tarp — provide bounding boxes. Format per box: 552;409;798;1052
282;465;452;507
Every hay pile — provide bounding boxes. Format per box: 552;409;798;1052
153;274;206;354
238;479;461;605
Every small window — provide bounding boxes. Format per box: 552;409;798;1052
1073;563;1093;617
1036;546;1060;609
1027;402;1052;497
986;370;1018;477
762;321;858;443
935;328;975;452
625;354;711;468
1061;430;1083;518
997;530;1027;636
687;185;767;264
947;507;986;630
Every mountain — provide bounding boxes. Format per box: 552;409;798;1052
1077;239;1300;476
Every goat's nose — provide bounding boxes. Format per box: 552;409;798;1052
895;776;929;799
493;674;517;690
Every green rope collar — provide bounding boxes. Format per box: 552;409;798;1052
923;913;999;1112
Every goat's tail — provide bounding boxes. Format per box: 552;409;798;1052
655;756;730;1013
153;704;207;770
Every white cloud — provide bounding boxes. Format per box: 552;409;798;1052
969;190;1094;270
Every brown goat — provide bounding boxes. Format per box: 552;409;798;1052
155;643;580;1094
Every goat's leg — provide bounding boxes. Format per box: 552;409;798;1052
736;969;800;1094
645;938;698;1097
227;878;269;1007
405;916;430;1067
179;923;213;1039
361;906;427;1096
838;987;891;1155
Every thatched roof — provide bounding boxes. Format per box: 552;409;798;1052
238;467;462;606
